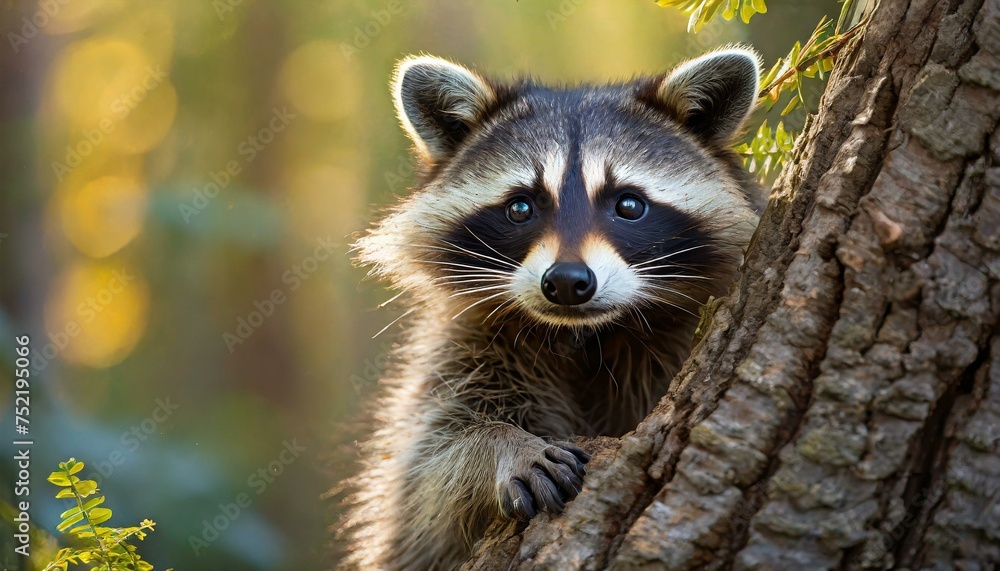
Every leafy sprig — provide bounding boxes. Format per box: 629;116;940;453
759;4;872;116
734;120;796;181
655;0;768;33
43;459;160;571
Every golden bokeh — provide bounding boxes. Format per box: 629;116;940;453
44;262;150;369
52;38;150;126
50;37;177;154
279;40;362;122
58;175;148;258
108;80;178;154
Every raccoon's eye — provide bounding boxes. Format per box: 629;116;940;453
615;194;646;220
506;199;534;223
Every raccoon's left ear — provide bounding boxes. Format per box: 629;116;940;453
392;55;499;164
646;47;761;145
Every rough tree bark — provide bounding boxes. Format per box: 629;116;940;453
464;0;1000;568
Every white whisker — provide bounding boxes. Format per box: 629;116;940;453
636;272;712;281
377;290;405;309
447;285;509;298
423;260;511;275
643;285;704;307
439;239;518;270
434;274;508;283
484;298;516;325
635;291;699;317
452;291;509;320
461;226;520;266
633;244;711;267
372;308;416;339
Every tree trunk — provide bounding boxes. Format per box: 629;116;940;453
464;0;1000;568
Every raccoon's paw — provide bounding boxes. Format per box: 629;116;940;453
498;441;591;521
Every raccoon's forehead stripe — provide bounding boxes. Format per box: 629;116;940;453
541;152;566;208
580;155;606;202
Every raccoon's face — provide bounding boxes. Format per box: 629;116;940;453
358;49;761;328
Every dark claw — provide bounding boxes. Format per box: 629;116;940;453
529;466;564;514
546;461;583;496
505;478;536;520
500;441;591;521
555;442;592;464
545;447;586;479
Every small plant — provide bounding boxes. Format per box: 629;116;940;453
735;119;796;181
43;458;161;571
656;0;768;33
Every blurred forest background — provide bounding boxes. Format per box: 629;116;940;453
0;1;835;569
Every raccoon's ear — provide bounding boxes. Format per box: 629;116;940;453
648;47;761;145
392;56;497;164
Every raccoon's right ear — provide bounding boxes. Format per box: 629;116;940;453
644;47;761;146
392;56;498;164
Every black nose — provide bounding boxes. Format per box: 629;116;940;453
541;262;597;305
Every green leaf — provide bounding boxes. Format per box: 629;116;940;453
69;523;94;536
656;0;764;31
701;0;728;25
737;119;797;183
90;525;115;538
58;505;82;520
780;95;802;115
56;512;85;532
88;507;113;526
55;488;75;498
723;0;738;20
47;472;71;487
75;480;98;497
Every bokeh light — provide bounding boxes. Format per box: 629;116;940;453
43;261;150;368
50;38;177;155
58;175;148;258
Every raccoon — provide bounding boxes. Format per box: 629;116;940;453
342;47;762;570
